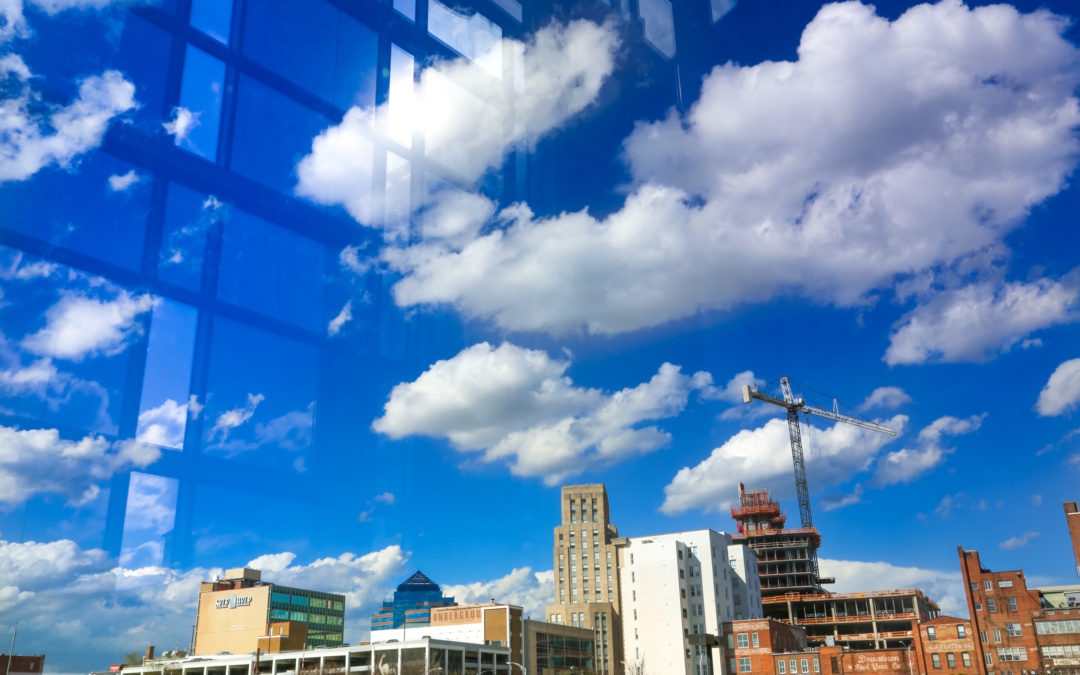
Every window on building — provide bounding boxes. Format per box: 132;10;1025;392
779;660;787;674
801;658;809;673
980;631;988;643
962;653;972;667
971;582;979;590
996;648;1027;662
994;630;1002;642
985;580;993;591
752;633;759;648
1007;597;1017;612
985;654;993;668
999;580;1013;588
975;603;982;611
1006;623;1022;637
1035;619;1080;634
957;625;966;639
931;655;941;669
928;627;936;641
813;660;819;673
946;654;956;668
737;634;749;648
988;599;997;612
738;657;751;673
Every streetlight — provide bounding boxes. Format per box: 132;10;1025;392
3;623;22;675
507;661;527;675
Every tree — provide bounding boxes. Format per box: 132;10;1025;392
123;653;143;666
625;656;647;675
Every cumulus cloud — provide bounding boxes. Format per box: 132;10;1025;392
135;398;188;449
661;414;906;515
443;567;553;619
163;106;199;144
872;413;985;486
248;545;410;628
0;61;136;183
0;249;57;280
328;300;352;337
999;531;1040;550
296;19;618;237
1036;358;1080;417
885;279;1077;365
0;424;159;505
859;386;912;411
821;484;864;512
821;558;964;616
21;289;156;361
107;169;141;192
381;1;1080;336
373;341;711;484
210;393;264;441
0;538;409;672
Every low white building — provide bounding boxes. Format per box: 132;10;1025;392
617;529;762;675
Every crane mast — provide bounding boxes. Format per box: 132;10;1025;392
742;376;897;530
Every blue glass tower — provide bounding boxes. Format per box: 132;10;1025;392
370;571;455;631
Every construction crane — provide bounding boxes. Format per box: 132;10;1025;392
742;376;897;530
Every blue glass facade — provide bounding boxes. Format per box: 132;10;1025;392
371;571;455;630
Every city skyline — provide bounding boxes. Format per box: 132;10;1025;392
1;0;1080;672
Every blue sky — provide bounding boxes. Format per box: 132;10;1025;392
1;0;1080;671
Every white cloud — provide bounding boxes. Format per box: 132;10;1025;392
1032;494;1043;506
1036;358;1080;417
135;398;187;449
296;19;618;236
0;538;409;672
859;386;912;411
0;424;159;505
210;392;264;440
374;492;395;505
0;64;136;182
163;106;199;143
820;558;964;616
373;341;711;484
107;169;141;192
0;249;57;280
885;279;1077;365
821;484;864;512
999;531;1040;550
21;289;156;361
872;413;985;486
328;300;352;337
383;1;1080;336
933;492;965;519
443;567;553;619
661;414;906;515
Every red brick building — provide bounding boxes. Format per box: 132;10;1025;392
723;618;808;675
0;654;45;675
910;616;979;675
1066;502;1080;580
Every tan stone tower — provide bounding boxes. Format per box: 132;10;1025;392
545;484;624;675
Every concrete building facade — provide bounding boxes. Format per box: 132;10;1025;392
545;484;623;675
765;589;939;650
193;568;345;654
617;529;763;675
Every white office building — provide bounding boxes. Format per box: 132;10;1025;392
617;529;762;675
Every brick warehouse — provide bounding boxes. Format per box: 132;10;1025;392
958;500;1080;675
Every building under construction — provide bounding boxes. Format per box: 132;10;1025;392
732;483;940;649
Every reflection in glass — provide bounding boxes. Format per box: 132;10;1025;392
388;45;415;149
158;182;220;291
217;208;325;331
711;0;737;21
175;44;227;160
136;298;198;450
120;472;179;572
0;153;149;271
640;0;677;58
386;152;412;234
422;70;502;180
242;0;378;109
427;0;502;77
490;0;522;22
189;0;233;44
230;75;331;193
202;317;318;471
393;0;415;22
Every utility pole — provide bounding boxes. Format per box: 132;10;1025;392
4;623;21;675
